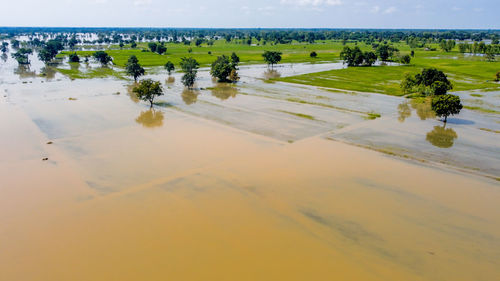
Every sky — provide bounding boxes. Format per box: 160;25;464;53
1;0;499;29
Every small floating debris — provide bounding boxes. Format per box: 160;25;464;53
42;157;49;161
114;92;121;95
47;141;53;144
68;97;77;101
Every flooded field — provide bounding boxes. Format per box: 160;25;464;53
1;45;500;281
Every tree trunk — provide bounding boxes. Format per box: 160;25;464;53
444;115;447;123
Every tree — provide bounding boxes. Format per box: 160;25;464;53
399;54;411;64
68;53;80;63
156;44;167;55
164;61;175;74
133;79;164;108
93;51;112;65
485;50;496;62
310;51;317;58
401;68;453;95
440;39;455;52
431;94;463;123
375;44;398;61
148;42;157;53
495;71;500;82
262;51;282;68
130;41;137;48
38;39;64;64
340;46;377;67
231;52;240;65
210;54;240;82
180;57;199;89
12;48;32;64
125;55;145;82
1;42;8;53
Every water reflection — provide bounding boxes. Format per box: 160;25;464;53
263;69;281;80
210;83;238;101
181;89;199;105
1;53;7;62
40;66;56;80
411;98;435;120
135;109;164;128
14;65;37;79
69;62;80;72
426;125;458;148
166;76;175;84
127;83;139;103
397;102;411;122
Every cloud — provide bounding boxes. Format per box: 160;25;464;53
280;0;342;7
371;5;380;13
133;0;152;7
94;0;108;4
383;6;397;14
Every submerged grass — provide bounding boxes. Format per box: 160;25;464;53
278;110;316;120
464;106;500;114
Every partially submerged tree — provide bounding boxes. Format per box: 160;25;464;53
93;51;112;65
133;79;164;108
68;53;80;63
1;42;8;53
210;54;240;82
401;68;453;96
431;94;463;123
12;48;32;64
164;61;175;74
38;40;64;64
340;46;377;67
180;57;199;89
262;51;282;68
125;55;145;82
375;44;399;61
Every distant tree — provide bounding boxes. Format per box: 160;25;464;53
12;48;32;64
210;55;240;82
133;79;164;108
156;44;167;55
195;38;204;47
262;51;282;68
119;41;124;48
10;39;20;49
310;51;317;58
1;42;8;53
180;57;199;89
187;47;193;53
93;51;112;65
148;42;157;53
431;94;463;123
401;68;453;95
130;41;137;48
440;39;455;52
410;50;415;57
68;36;78;49
399;54;411;64
125;55;145;82
340;46;377;67
375;44;399;61
164;61;175;74
495;71;500;82
38;39;64;64
485;50;496;62
68;53;80;63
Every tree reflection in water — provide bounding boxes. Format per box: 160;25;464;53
135;109;164;128
127;83;140;103
210;83;238;101
397;102;411;122
166;76;175;84
181;88;199;105
263;69;281;80
426;125;458;148
40;66;56;80
411;98;436;120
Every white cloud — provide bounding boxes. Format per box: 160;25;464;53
94;0;108;4
383;6;397;14
133;0;152;7
371;5;380;13
280;0;342;7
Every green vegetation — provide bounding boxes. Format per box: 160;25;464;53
133;79;164;108
125;55;145;82
262;51;282;68
12;48;32;64
56;66;125;80
68;53;80;63
210;53;239;82
180;57;199;89
401;68;453;96
431;94;463;122
365;112;382;120
164;61;175;74
464;106;500;115
340;46;376;66
278;110;315;120
93;51;112;65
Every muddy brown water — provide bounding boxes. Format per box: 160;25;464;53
1;44;499;281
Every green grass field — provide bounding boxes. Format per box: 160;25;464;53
57;40;500;96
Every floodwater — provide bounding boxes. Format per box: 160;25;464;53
1;42;500;281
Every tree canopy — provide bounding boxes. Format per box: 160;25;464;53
431;94;463;122
93;51;112;65
401;68;453;96
262;51;282;68
133;79;164;108
164;61;175;74
180;57;199;89
340;46;377;67
210;54;240;82
125;55;145;82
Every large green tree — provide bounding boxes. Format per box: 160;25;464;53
133;79;164;108
262;51;282;68
431;94;463;123
401;68;453;96
93;51;112;65
180;57;199;89
210;54;240;82
164;61;175;74
125;55;145;82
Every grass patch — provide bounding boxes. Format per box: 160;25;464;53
278;110;315;120
479;128;500;134
464;106;500;114
470;93;484;97
56;66;126;80
365;112;382;120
